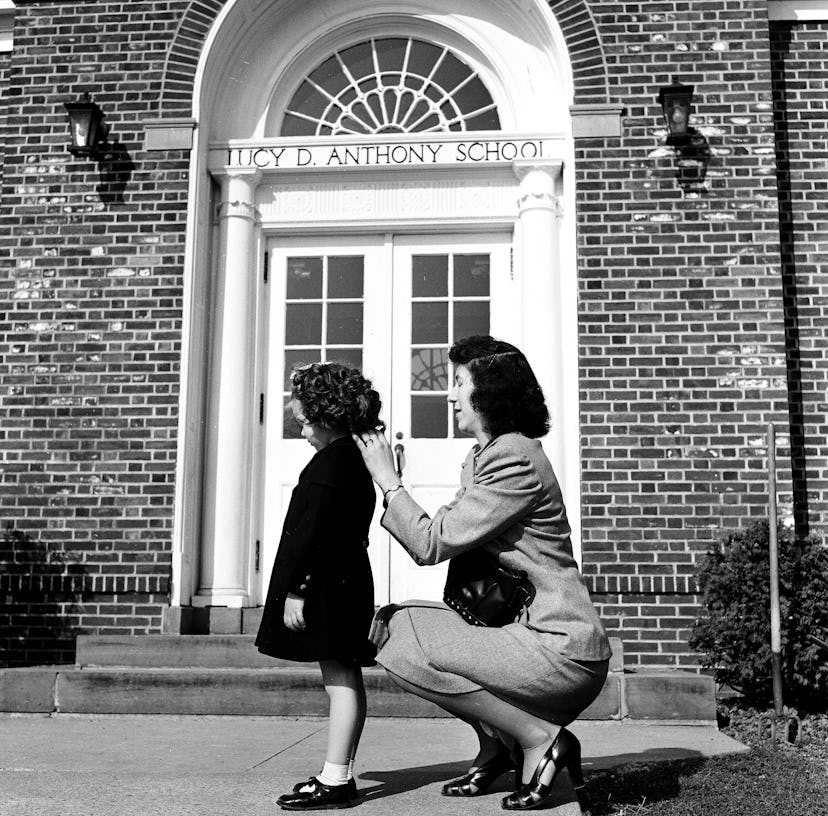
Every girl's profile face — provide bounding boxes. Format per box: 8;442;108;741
448;364;487;443
290;399;336;451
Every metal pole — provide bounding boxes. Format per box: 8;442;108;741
768;423;784;717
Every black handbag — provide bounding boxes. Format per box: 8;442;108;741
443;548;534;627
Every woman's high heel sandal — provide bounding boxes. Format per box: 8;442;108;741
501;728;592;813
442;749;515;796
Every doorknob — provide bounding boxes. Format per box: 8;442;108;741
393;442;405;478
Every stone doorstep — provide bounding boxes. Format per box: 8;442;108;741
0;664;715;722
75;634;627;671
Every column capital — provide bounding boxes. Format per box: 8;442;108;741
212;166;263;184
514;160;562;215
216;168;262;222
512;159;563;184
217;198;261;222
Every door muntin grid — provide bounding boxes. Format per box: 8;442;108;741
282;254;365;439
410;252;491;438
281;37;501;137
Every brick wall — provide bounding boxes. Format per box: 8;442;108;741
0;1;190;665
770;20;828;543
1;1;820;672
573;1;792;669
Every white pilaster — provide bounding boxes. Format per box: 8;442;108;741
194;168;261;607
514;161;567;484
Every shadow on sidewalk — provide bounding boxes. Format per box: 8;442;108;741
359;759;505;801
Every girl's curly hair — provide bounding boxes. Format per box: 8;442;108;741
449;335;549;439
290;362;383;435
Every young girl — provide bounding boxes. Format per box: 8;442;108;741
255;362;382;811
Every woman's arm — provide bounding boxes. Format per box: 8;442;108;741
355;431;542;565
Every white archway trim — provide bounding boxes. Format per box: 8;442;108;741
171;0;585;610
192;0;573;140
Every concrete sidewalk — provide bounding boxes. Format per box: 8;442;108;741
0;715;748;816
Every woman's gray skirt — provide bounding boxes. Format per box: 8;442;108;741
375;603;608;725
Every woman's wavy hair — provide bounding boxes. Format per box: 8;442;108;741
290;362;383;435
449;335;549;439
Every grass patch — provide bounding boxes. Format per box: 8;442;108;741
583;706;828;816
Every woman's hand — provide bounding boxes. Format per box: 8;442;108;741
352;429;401;493
283;593;306;631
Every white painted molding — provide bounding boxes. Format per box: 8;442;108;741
570;104;625;139
768;1;828;20
0;0;15;54
144;118;197;151
256;177;519;226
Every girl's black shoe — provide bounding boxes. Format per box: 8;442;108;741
501;728;592;813
441;748;515;796
288;777;357;796
278;778;358;810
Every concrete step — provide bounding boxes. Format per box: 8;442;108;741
0;663;715;722
76;635;278;669
76;634;627;671
3;634;715;722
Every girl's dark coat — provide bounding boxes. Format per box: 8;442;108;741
255;436;376;665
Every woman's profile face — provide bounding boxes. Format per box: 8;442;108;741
290;399;336;451
448;364;487;442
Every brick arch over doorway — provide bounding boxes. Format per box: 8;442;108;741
155;0;611;117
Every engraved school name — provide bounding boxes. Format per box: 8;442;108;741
225;139;549;170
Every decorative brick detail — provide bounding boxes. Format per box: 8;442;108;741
549;1;609;104
159;0;226;117
157;1;614;116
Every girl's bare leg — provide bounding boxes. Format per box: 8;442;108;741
319;659;366;766
386;670;560;784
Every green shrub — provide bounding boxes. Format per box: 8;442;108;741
689;520;828;712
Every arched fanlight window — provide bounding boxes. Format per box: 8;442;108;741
281;37;501;136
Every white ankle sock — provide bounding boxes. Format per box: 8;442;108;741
348;758;355;780
318;761;350;787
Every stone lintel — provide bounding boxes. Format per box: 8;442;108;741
570;104;625;139
144;117;197;151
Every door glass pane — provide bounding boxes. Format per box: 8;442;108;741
283;399;302;440
328;256;364;298
286;303;322;345
327;302;363;345
454;255;490;296
286;257;323;299
329;348;362;370
454;301;489;341
412;301;448;344
412;255;448;297
411;395;448;438
411;348;448;391
283;348;316;389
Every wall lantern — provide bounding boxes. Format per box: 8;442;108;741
64;93;108;158
657;77;694;145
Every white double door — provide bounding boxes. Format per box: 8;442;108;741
261;232;517;605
